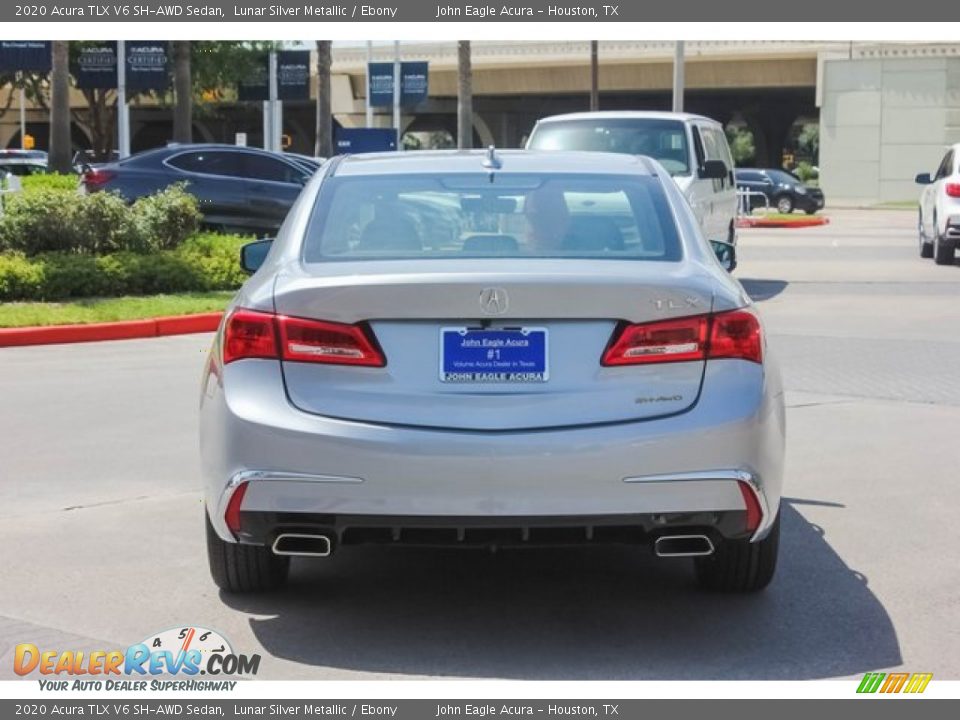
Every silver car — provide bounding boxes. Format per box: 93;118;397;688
200;149;785;594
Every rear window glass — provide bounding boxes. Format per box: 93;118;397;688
528;119;691;176
302;173;682;263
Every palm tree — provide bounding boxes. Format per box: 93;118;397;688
315;41;332;158
172;41;192;143
48;41;72;174
457;41;472;149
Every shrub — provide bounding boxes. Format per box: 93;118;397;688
0;233;249;301
21;173;80;193
0;189;84;255
132;183;203;251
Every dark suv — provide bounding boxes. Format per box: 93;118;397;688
735;168;824;215
81;144;319;234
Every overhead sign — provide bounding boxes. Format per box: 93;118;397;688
0;41;51;73
238;51;311;102
367;61;430;107
335;128;398;154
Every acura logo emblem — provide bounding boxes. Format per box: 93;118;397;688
479;287;509;315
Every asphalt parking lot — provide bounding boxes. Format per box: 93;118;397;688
1;207;959;681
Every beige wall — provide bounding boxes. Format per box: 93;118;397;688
820;55;960;204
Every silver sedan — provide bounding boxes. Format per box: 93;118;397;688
199;149;785;594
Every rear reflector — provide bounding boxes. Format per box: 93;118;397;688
224;481;249;535
737;480;763;534
602;308;762;366
223;308;385;367
946;183;960;198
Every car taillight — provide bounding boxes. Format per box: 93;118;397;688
601;315;709;366
708;309;763;364
945;182;960;198
81;168;116;188
223;309;279;364
601;309;762;366
223;308;385;367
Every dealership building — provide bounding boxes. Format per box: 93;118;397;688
1;40;958;204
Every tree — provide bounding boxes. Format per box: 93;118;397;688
49;41;72;173
725;125;756;166
457;41;473;150
314;41;332;158
172;41;192;143
590;41;599;111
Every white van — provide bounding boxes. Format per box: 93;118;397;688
526;111;739;269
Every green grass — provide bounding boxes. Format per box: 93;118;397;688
0;291;234;328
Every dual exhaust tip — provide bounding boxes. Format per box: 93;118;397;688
272;533;333;557
653;534;714;558
271;531;714;558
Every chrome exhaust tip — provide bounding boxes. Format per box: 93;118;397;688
654;534;715;558
271;533;333;557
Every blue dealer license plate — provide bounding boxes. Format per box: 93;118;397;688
440;327;548;383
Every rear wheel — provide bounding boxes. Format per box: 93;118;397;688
206;513;290;593
775;195;794;214
919;211;934;258
933;218;956;265
694;510;780;593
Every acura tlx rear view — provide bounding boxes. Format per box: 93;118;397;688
199;149;785;595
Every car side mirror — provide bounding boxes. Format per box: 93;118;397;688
915;172;933;185
240;238;274;274
699;160;728;180
711;240;737;272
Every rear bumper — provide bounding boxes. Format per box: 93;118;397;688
200;357;785;546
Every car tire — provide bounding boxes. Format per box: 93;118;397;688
205;513;290;593
694;510;780;593
919;211;934;258
933;213;956;265
775;195;794;214
804;208;818;216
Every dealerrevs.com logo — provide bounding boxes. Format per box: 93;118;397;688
14;626;260;691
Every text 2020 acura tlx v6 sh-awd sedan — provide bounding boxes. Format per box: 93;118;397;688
199;149;786;594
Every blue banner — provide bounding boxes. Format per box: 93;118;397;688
0;41;51;73
367;61;429;107
334;127;398;153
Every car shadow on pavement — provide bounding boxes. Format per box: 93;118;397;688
739;278;789;302
221;500;900;680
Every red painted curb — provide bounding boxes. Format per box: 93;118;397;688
0;312;223;348
737;216;830;229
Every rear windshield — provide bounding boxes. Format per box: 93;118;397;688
302;173;682;263
528;119;691;176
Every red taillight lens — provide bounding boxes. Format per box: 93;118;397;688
737;480;763;534
708;309;763;364
224;481;249;535
223;308;385;367
602;309;762;366
601;315;709;366
82;168;116;188
278;316;385;366
945;182;960;198
223;309;279;364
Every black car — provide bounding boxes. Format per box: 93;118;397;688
734;168;825;215
81;144;318;234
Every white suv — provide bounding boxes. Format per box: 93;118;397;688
917;144;960;265
527;111;739;269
